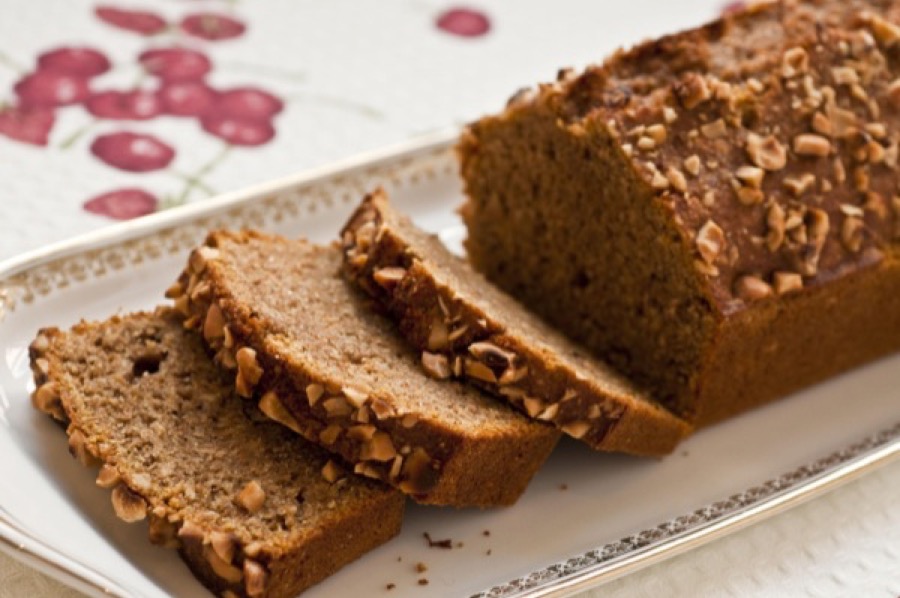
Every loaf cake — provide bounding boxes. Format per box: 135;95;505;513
28;308;404;598
458;0;900;426
168;231;560;507
340;189;690;455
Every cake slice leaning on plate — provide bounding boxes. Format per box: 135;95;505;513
340;189;690;456
29;307;404;598
168;232;559;508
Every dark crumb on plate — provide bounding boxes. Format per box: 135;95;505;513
415;562;428;573
682;450;690;457
423;532;453;549
386;583;396;590
418;578;429;586
483;530;490;537
456;541;464;548
559;483;568;491
397;556;402;562
486;549;492;556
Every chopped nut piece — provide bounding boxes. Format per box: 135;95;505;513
783;173;816;197
646;124;667;144
866;13;900;47
236;480;266;513
421;352;451;379
663;106;678;123
342;387;369;409
887;79;900;107
650;169;670;190
205;544;243;584
700;119;727;139
67;428;99;467
537;403;559;422
306;383;324;406
766;203;786;252
321;459;343;483
781;47;809;78
695;220;726;264
347;424;377;442
361;432;397;461
793;134;831;157
323;396;353;418
95;464;120;489
499;365;528;385
373;267;406;289
811;112;831;136
735;276;773;301
401;413;419;428
235;347;264;397
746;133;787;171
468;341;515;370
637;136;656;151
841;216;865;252
773;272;803;295
702;191;716;207
319;424;342;445
464;358;498;383
189;245;219;275
258;390;303;435
427;318;449;351
683;155;701;176
210;531;237;565
735;165;765;188
521;397;545;418
676;73;711;109
561;421;591;439
666;167;687;192
111;484;147;522
244;560;268;598
32;381;65;421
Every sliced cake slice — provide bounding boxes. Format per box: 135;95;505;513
340;189;691;456
168;232;559;508
29;308;404;598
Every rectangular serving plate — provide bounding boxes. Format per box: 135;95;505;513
1;128;898;598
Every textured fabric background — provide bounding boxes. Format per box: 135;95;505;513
1;1;899;597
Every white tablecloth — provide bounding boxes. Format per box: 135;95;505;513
1;1;898;596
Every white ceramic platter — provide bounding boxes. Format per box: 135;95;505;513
1;130;899;598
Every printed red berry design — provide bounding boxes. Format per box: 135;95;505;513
90;131;175;172
157;81;217;117
14;72;91;107
214;87;283;120
95;6;168;36
84;188;158;220
139;48;212;81
38;47;111;78
180;13;246;41
435;7;491;37
0;105;55;146
201;114;275;146
86;90;163;120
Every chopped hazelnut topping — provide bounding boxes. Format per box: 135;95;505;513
666;167;688;192
372;267;406;289
421;352;451;379
306;383;324;406
811;112;832;136
841;216;865;252
702;191;716;207
887;79;900;107
735;165;765;188
111;484;147;522
700;119;727;139
773;272;803;295
736;186;764;206
561;421;591;439
793;134;831;157
663;106;678;123
746;133;787;171
683;155;701;176
676;73;711;109
735;276;773;301
236;480;266;513
781;47;809;78
646;124;667;144
766;203;786;252
866;13;900;47
637;136;656;151
783;173;816;197
321;460;343;483
695;220;726;264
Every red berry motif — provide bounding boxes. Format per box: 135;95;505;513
84;188;158;220
38;47;111;78
86;90;163;120
90;131;175;172
95;6;168;36
180;13;246;41
201;114;274;146
213;87;283;120
435;7;491;37
14;72;91;107
139;48;212;81
0;105;55;146
156;81;217;116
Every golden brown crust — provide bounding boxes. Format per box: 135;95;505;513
29;309;404;597
459;0;900;425
340;189;690;456
170;232;559;507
